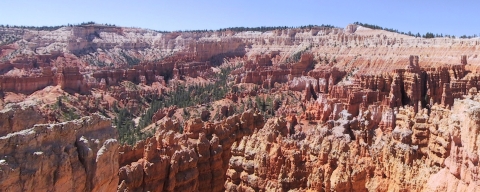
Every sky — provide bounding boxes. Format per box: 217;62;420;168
0;0;479;36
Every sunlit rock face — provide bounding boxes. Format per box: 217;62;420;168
118;110;264;192
1;23;480;191
0;114;118;192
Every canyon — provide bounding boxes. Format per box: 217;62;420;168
1;23;480;191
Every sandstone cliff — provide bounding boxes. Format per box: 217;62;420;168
424;97;480;191
222;96;480;192
2;24;480;95
118;109;264;192
0;102;46;136
0;114;118;192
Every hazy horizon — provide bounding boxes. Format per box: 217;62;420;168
1;0;479;36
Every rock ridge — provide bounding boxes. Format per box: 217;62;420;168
0;114;119;192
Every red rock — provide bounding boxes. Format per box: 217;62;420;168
0;103;46;136
0;114;118;192
117;110;264;192
2;24;480;192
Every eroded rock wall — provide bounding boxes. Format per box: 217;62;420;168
2;24;480;192
224;96;480;192
0;103;46;136
0;114;118;192
118;110;264;192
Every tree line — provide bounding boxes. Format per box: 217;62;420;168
354;21;477;39
154;24;337;33
0;21;116;31
217;24;336;32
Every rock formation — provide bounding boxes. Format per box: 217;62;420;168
118;110;264;191
0;102;46;135
1;23;480;191
224;97;480;191
0;114;118;191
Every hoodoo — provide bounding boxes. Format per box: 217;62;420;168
1;22;480;191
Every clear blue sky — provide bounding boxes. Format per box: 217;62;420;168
0;0;478;36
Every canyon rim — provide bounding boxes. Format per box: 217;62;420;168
0;22;480;191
